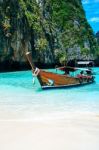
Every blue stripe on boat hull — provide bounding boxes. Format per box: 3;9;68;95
42;81;95;89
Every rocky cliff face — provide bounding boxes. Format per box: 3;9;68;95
96;31;99;45
0;0;98;71
95;31;99;66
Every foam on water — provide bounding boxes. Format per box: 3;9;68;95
0;68;99;120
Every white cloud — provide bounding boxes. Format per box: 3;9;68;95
89;17;99;22
82;0;89;4
82;0;99;4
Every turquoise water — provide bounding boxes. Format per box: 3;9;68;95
0;68;99;120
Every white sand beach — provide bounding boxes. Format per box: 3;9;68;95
0;113;99;150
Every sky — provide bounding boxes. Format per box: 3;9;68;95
82;0;99;33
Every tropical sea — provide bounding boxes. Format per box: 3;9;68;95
0;68;99;121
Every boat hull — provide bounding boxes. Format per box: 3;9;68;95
42;81;94;89
37;70;95;89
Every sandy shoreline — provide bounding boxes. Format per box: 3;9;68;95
0;114;99;150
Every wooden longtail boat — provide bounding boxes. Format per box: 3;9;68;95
26;52;95;89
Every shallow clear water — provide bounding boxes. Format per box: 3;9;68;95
0;68;99;120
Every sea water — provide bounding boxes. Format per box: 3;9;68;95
0;68;99;121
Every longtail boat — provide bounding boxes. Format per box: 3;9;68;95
26;52;95;89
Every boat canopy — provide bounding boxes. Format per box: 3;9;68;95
57;66;91;72
57;66;77;72
77;61;94;65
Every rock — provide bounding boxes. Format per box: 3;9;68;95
0;0;98;71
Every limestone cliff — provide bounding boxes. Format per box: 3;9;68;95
0;0;98;71
96;31;99;45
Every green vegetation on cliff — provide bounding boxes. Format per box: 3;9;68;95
0;0;98;71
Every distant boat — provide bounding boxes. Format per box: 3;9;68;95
76;61;94;68
26;52;95;89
